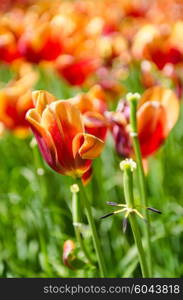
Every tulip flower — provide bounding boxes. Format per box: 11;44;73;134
55;55;100;86
63;240;76;269
140;60;183;99
26;90;104;184
70;85;108;141
0;29;21;63
108;86;179;158
122;0;149;18
95;66;124;100
0;63;38;137
138;86;179;157
144;41;182;71
17;23;63;63
132;23;183;70
63;239;86;270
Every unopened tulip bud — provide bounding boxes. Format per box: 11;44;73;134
62;240;85;270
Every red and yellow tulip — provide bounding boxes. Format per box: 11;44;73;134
0;26;21;63
18;22;63;63
26;90;105;184
0;63;38;137
132;23;183;70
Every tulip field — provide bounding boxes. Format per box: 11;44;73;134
1;0;183;279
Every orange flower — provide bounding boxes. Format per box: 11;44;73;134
26;90;104;184
0;26;21;63
0;63;38;137
70;85;108;141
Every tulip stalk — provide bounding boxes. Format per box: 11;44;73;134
30;138;52;273
127;93;152;277
71;184;94;265
31;139;47;204
77;180;107;277
120;159;149;277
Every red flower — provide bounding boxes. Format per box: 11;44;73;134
18;24;63;63
55;55;100;86
132;23;183;70
0;32;21;63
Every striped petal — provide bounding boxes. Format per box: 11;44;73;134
83;111;108;141
73;133;104;160
32;90;56;115
69;94;93;114
48;100;84;139
26;108;60;171
41;100;84;170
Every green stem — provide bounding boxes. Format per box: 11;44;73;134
71;188;94;265
123;166;149;278
77;180;107;277
129;96;152;277
32;142;47;204
32;141;51;273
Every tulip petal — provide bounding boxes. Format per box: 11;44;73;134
40;100;84;170
69;85;107;115
88;84;106;103
17;91;33;113
32;90;56;115
26;108;61;171
73;133;104;160
82;167;93;185
83;111;108;141
139;86;179;133
49;100;84;135
69;94;93;114
137;101;167;157
0;91;13;128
